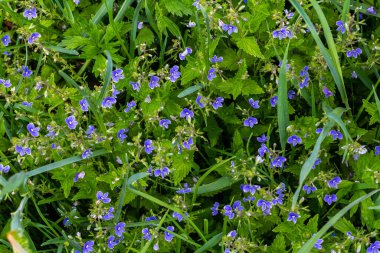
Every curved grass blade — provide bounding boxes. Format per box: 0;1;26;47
91;0;115;25
177;84;203;98
62;0;75;24
114;0;135;22
292;120;335;209
278;42;290;151
43;44;79;55
97;50;113;105
289;0;349;110
298;189;380;253
194;176;233;195
130;0;142;56
194;232;223;253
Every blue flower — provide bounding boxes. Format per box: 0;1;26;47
111;84;120;98
324;194;337;205
142;228;152;241
177;183;192;194
314;238;323;250
1;35;11;46
65;115;78;130
288;90;296;99
112;69;124;83
227;230;237;238
15;145;31;156
244;117;258;128
270;156;286;168
74;171;85;182
223;205;235;219
222;24;238;35
284;9;294;19
322;87;334;97
241;184;260;194
124;100;137;113
96;191;111;204
258;143;269;157
210;55;223;63
74;0;80;5
107;236;117;249
192;0;201;10
328;177;341;189
22;101;32;106
82;149;92;159
336;20;345;34
85;125;96;138
299;77;309;89
212;97;224;110
0;164;10;173
22;65;33;77
164;226;175;242
196;95;205;108
138;21;144;29
115;222;125;237
316;128;323;134
207;68;216;81
27;123;40;137
173;211;185;222
375;146;380;156
367;241;380;253
257;134;267;143
154;167;170;178
180;108;194;120
144;139;154;154
179;47;192;60
272;27;293;39
169;65;181;82
346;48;362;58
79;98;89;111
28;32;41;44
243;196;256;202
183;137;193;150
23;8;37;20
302;185;317;194
312;158;322;169
83;240;94;253
248;98;260;109
287;135;302;146
102;207;115;220
300;66;309;77
367;6;377;15
0;79;11;88
102;96;116;108
257;199;272;215
159;119;171;129
329;130;343;140
211;202;219;216
117;129;128;142
148;75;160;89
287;212;299;224
270;96;278;107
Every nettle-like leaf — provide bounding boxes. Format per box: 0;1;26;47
181;56;203;86
161;0;192;17
136;27;155;46
234;37;264;59
172;151;194;185
51;167;77;198
204;115;223;147
362;99;380;125
268;234;286;252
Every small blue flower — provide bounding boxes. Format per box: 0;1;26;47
0;79;11;88
257;134;267;143
180;108;194;120
79;98;89;111
322;87;334;97
74;0;80;5
258;143;269;157
23;8;37;20
179;47;192;60
210;55;223;63
314;238;323;250
22;101;32;106
124;100;137;113
159;119;171;129
192;0;201;10
169;65;181;82
65;115;78;130
102;96;116;108
117;129;128;142
183;137;193;150
115;222;126;237
367;6;377;15
1;35;11;46
300;66;309;77
375;146;380;156
196;95;205;108
22;65;33;78
0;164;10;173
28;32;41;44
211;202;219;216
27;123;40;137
138;21;144;29
96;191;111;204
222;24;238;35
15;145;31;156
316;128;323;134
244;117;258;128
74;171;85;182
177;183;192;194
284;9;294;19
324;194;337;205
272;27;293;39
207;68;216;81
142;228;152;241
288;90;296;99
83;240;94;253
312;158;322;169
112;69;124;83
302;185;317;194
144;139;154;154
227;230;237;238
270;96;278;107
164;226;175;242
85;125;96;138
82;148;92;159
336;20;345;34
173;211;184;222
257;199;272;215
148;75;160;89
107;236;117;250
346;48;362;58
328;177;341;189
154;167;170;178
367;241;380;253
212;97;224;109
248;98;260;109
111;84;120;98
270;156;286;168
240;184;260;195
102;207;115;220
287;212;299;224
223;205;235;219
329;130;343;140
299;77;309;89
287;135;302;146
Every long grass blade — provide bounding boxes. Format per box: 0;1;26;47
278;42;290;151
91;0;115;25
98;50;113;105
114;0;135;22
130;0;142;56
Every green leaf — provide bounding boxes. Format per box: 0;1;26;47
172;152;193;185
195;177;233;195
235;37;264;59
162;0;192;17
362;99;380;125
135;27;155;46
51;168;77;198
0;172;27;200
268;234;286;252
177;84;203;98
194;232;223;253
204;115;222;147
241;80;264;95
232;129;243;152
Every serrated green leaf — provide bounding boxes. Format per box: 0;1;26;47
136;27;155;46
162;0;192;17
235;37;264;59
172;152;193;185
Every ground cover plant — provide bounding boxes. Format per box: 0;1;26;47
0;0;380;252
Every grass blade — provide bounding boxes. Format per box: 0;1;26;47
194;232;223;253
298;189;380;252
62;0;75;24
97;50;113;105
43;44;79;55
195;176;233;195
114;0;135;22
278;42;290;151
91;0;115;25
130;0;142;56
177;84;203;98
